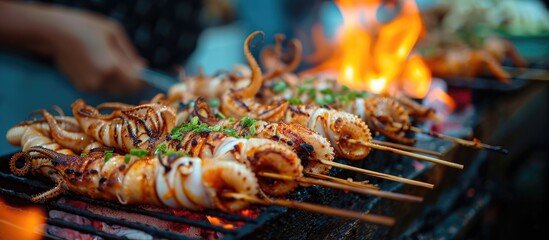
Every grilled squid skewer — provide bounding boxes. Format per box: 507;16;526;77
166;130;303;196
345;96;415;144
10;147;259;212
72;99;176;153
192;97;335;175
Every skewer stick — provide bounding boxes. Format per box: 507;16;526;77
393;123;509;155
319;160;434;189
371;140;443;158
348;139;464;170
305;172;380;190
222;193;396;226
258;172;423;203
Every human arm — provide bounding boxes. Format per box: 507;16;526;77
0;1;145;94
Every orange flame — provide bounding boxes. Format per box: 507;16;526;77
400;54;432;98
0;200;45;240
206;215;235;229
308;0;431;98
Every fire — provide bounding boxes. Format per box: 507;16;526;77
0;199;45;240
308;0;431;98
400;54;432;98
205;216;235;229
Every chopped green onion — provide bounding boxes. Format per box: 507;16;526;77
250;125;257;135
273;81;288;93
130;148;148;158
104;150;113;163
222;128;239;138
154;143;167;155
190;116;199;125
80;153;88;157
241;116;256;128
320;88;333;95
303;78;315;84
297;86;306;96
124;154;131;164
315;98;325;105
289;98;302;105
228;117;236;122
215;112;226;119
208;98;220;107
324;94;334;104
211;125;221;132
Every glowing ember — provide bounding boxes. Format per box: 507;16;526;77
426;87;456;113
205;216;235;229
0;199;45;240
306;0;431;98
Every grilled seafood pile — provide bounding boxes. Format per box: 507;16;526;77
164;34;439;144
6;30;510;222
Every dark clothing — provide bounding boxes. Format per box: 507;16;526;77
38;0;204;72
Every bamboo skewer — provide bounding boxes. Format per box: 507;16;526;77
305;172;380;190
319;160;435;189
392;123;509;155
258;172;423;203
348;139;464;170
371;140;443;158
222;193;396;226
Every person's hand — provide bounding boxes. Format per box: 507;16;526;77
0;2;145;95
45;8;145;95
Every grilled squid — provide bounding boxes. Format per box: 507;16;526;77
166;131;303;196
193;98;334;175
10;147;259;212
72;99;176;153
260;34;302;81
219;32;374;160
220;31;289;122
345;96;415;144
387;93;439;122
284;105;372;160
167;68;251;105
6;121;76;155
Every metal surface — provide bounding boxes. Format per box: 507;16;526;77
140;68;179;92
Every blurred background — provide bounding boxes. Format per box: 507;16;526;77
0;0;548;238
